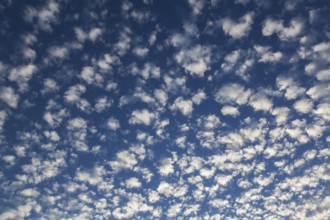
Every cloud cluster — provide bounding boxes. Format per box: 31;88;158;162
0;0;329;219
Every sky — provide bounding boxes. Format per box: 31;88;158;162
0;0;330;219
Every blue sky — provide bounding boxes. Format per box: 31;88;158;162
0;0;330;219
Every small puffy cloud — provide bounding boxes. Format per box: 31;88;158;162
167;203;182;218
249;93;273;111
175;45;211;77
2;155;16;165
47;46;68;59
80;66;103;85
125;177;142;188
220;12;254;39
9;64;37;91
183;22;199;36
129;109;155;125
67;117;87;130
75;166;105;185
42;78;58;94
109;150;138;172
19;188;40;197
262;18;303;40
133;46;149;57
184;59;208;76
187;0;205;15
293;99;313;114
74;27;103;42
22;47;36;60
24;0;60;32
254;45;283;63
107;117;120;130
307;84;330;100
154;89;168;105
221;50;240;72
272;107;290;125
130;9;153;23
0;110;7;131
221;105;240;117
314;103;330;121
89;27;103;41
192;89;207;105
276;76;305;100
169;33;189;47
97;54;119;71
139;63;160;80
44;130;60;142
158;158;174;176
64;84;86;103
94;97;112;113
0;87;19;108
74;27;87;42
214;83;251;105
171;97;193;116
316;69;330;81
198;114;220;130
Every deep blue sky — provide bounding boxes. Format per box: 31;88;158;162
0;0;330;219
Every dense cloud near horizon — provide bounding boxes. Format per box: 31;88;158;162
0;0;330;219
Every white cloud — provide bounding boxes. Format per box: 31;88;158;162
9;64;37;91
97;54;118;71
158;158;174;176
293;99;313;114
94;97;112;113
167;203;182;218
221;105;240;116
67;117;87;130
126;177;142;188
254;45;283;63
139;63;160;79
187;0;205;15
22;47;36;60
169;33;189;47
276;76;305;100
109;150;138;172
272;107;290;125
64;84;86;103
316;69;330;81
154;89;168;105
314;103;330;121
171;97;193;116
75;166;105;185
129;109;155;125
42;78;58;94
24;0;60;32
262;18;303;40
0;110;7;131
47;46;68;59
192;89;206;105
74;27;87;42
19;188;40;197
175;45;211;77
249;93;273;111
133;46;149;57
107;117;120;130
80;66;103;85
220;12;254;39
184;59;208;76
89;27;103;41
2;155;16;165
221;50;241;72
214;83;251;105
0;87;19;108
307;84;330;100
